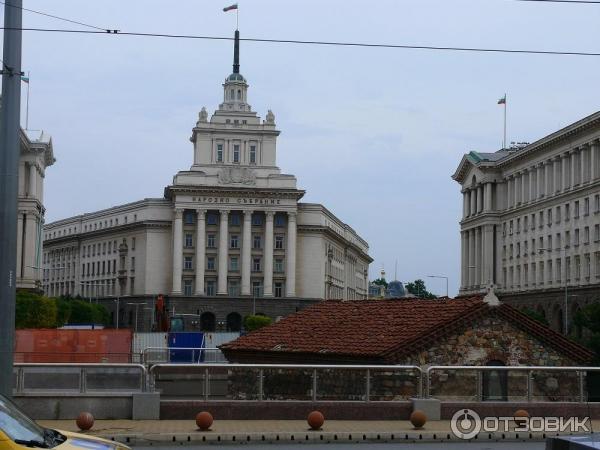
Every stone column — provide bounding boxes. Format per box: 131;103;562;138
554;157;561;193
16;213;23;278
507;178;513;209
470;188;476;215
217;210;229;295
263;211;275;297
22;213;37;280
591;141;599;181
529;168;535;202
515;174;520;206
571;150;578;187
171;208;183;295
536;164;543;198
561;153;569;191
195;209;206;295
28;163;36;198
467;229;474;287
483;225;494;286
463;191;469;218
477;185;483;213
484;183;492;212
521;171;528;203
474;227;481;287
581;145;588;185
544;161;552;197
461;231;467;288
241;210;252;296
286;212;297;297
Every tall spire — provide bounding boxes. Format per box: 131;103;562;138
233;30;240;74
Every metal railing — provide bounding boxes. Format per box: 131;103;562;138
426;365;598;402
141;347;227;365
13;363;148;394
149;363;423;401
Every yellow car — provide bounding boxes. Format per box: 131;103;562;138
0;394;129;450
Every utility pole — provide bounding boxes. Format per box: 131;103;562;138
0;0;23;398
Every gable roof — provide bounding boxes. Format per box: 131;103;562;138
221;297;594;364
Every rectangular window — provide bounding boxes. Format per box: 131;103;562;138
575;200;580;218
230;214;241;226
274;258;284;273
556;233;561;249
531;213;536;230
595;194;600;213
531;238;536;254
108;242;112;253
275;235;284;250
547;208;552;225
275;215;286;227
207;234;216;248
585;226;590;244
252;257;261;272
228;280;240;296
547;260;552;283
566;230;571;247
132;237;136;250
566;257;571;281
249;145;256;163
524;216;528;230
252;281;262;297
555;206;561;223
252;214;263;226
566;203;570;221
516;243;520;257
206;280;216;296
233;144;240;163
184;256;193;270
595;224;600;242
524;241;528;256
207;257;216;271
185;233;193;248
596;253;600;277
509;220;513;235
253;235;262;249
230;234;239;248
575;255;581;279
183;280;193;296
216;144;223;162
113;240;117;253
207;214;218;225
274;282;284;298
230;257;239;271
102;242;106;254
548;235;552;250
517;218;521;233
585;254;591;278
585;197;590;216
575;229;580;246
538;211;543;228
556;259;561;282
184;211;195;224
102;261;106;275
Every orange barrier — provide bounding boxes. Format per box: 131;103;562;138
15;329;132;363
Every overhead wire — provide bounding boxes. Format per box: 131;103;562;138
1;27;599;57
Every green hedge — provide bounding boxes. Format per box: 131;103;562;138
243;315;272;332
15;291;110;329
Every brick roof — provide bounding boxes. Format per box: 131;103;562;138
220;297;594;364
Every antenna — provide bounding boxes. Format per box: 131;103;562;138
394;260;398;280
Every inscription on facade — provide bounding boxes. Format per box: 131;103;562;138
192;196;282;205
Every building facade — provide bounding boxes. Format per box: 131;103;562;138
452;112;600;331
42;32;371;316
17;129;54;291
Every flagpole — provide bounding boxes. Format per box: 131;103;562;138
503;93;507;149
236;6;239;30
25;70;29;130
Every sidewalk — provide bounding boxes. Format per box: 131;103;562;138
38;419;600;446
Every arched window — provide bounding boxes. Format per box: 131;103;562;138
483;360;507;401
200;312;216;332
552;305;563;333
230;89;234;100
226;312;242;332
237;89;241;100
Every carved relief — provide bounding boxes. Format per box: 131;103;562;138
218;167;257;186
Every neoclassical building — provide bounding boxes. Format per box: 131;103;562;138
42;31;371;325
452;111;600;331
17;129;55;291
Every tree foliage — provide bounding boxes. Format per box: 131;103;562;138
521;308;549;326
372;278;388;288
243;315;273;332
573;303;600;364
405;279;437;299
15;292;110;329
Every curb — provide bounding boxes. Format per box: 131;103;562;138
98;430;579;446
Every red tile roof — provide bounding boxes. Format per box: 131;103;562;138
221;297;593;364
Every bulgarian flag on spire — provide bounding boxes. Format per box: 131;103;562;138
223;3;238;11
497;95;506;105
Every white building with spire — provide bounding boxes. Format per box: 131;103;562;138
42;31;371;319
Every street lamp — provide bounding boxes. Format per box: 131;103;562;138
539;247;568;335
427;275;449;297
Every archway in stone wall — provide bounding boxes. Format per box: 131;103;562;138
200;312;216;332
226;312;242;332
551;304;564;334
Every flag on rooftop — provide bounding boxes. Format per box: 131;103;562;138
497;95;506;105
20;76;29;84
223;4;238;12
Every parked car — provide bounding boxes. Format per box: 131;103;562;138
0;394;129;450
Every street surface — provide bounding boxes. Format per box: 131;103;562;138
134;443;544;449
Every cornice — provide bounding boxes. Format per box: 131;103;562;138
165;184;306;200
44;220;172;245
298;224;373;263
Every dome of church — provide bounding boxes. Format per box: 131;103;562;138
385;280;406;298
227;73;246;82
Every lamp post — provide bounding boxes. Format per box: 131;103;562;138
427;275;449;297
539;247;568;335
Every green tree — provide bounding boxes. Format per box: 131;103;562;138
244;315;272;332
372;278;388;289
15;291;57;328
405;279;437;299
574;303;600;363
522;308;549;326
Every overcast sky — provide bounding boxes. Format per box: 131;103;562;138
7;0;600;296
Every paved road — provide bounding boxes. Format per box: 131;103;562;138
134;443;545;449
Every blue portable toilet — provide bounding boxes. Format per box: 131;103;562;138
168;332;204;363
